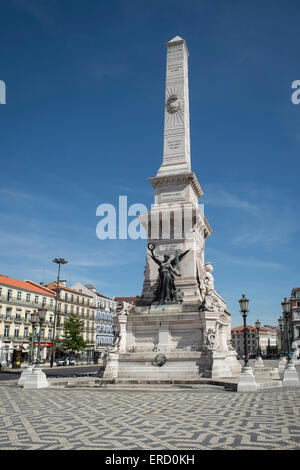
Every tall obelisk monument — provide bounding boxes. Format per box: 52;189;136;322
139;36;209;305
158;35;191;176
106;37;241;381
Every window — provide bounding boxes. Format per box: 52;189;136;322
77;296;79;303
50;299;54;308
71;305;74;314
34;295;39;304
64;292;68;301
0;287;2;297
64;304;68;313
26;293;31;303
71;294;74;302
24;327;29;338
5;308;12;319
17;291;22;301
4;325;10;337
49;316;54;324
57;303;61;312
14;326;20;338
48;329;53;339
15;309;21;320
25;311;30;322
82;298;84;305
7;289;12;301
76;306;79;314
42;297;46;306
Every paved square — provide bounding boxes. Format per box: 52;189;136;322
0;383;299;450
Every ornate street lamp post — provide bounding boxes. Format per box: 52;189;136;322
281;297;299;387
29;311;39;366
281;298;292;364
278;316;284;358
35;307;47;368
50;258;68;368
239;294;249;367
255;319;261;358
254;319;264;368
237;294;257;392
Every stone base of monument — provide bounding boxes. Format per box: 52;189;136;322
254;367;280;381
22;367;49;389
282;362;300;388
278;357;287;378
114;350;239;381
18;365;34;387
111;305;241;381
237;366;257;392
103;352;119;379
254;357;264;369
103;291;244;384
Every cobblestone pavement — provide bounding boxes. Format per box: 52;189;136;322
0;383;299;450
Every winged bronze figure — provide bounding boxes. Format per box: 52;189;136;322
148;243;190;303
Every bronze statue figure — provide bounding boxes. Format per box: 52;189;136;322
148;243;189;304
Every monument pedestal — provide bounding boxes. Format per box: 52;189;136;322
103;352;119;379
114;304;240;381
278;357;287;378
22;367;49;389
18;365;34;387
282;362;300;388
237;366;257;392
254;357;264;370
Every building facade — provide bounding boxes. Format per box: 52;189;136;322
46;281;97;360
71;283;117;352
290;287;300;358
231;325;278;357
0;275;55;367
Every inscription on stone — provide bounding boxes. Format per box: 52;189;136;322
167;139;182;150
159;191;184;203
167;44;183;54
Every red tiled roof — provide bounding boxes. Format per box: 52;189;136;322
0;275;55;296
232;325;275;333
46;282;93;297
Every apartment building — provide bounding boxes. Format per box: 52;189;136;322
0;274;55;367
231;325;278;357
46;281;97;359
71;283;117;351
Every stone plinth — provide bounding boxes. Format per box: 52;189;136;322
237;366;257;392
254;357;264;369
22;367;49;389
278;357;287;378
18;365;34;387
103;352;119;379
115;304;241;381
282;362;300;388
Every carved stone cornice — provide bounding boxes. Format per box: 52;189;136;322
149;171;203;199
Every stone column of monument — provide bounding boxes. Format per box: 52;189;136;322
104;36;241;381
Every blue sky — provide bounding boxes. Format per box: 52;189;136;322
0;0;299;327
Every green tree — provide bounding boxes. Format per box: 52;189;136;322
61;314;89;355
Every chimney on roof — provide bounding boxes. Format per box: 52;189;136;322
40;282;46;286
85;284;96;293
60;280;67;287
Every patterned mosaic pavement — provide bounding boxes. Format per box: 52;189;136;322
0;383;299;450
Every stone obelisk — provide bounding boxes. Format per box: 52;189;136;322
104;37;241;381
158;35;191;176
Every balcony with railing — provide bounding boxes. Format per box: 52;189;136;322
0;295;55;311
